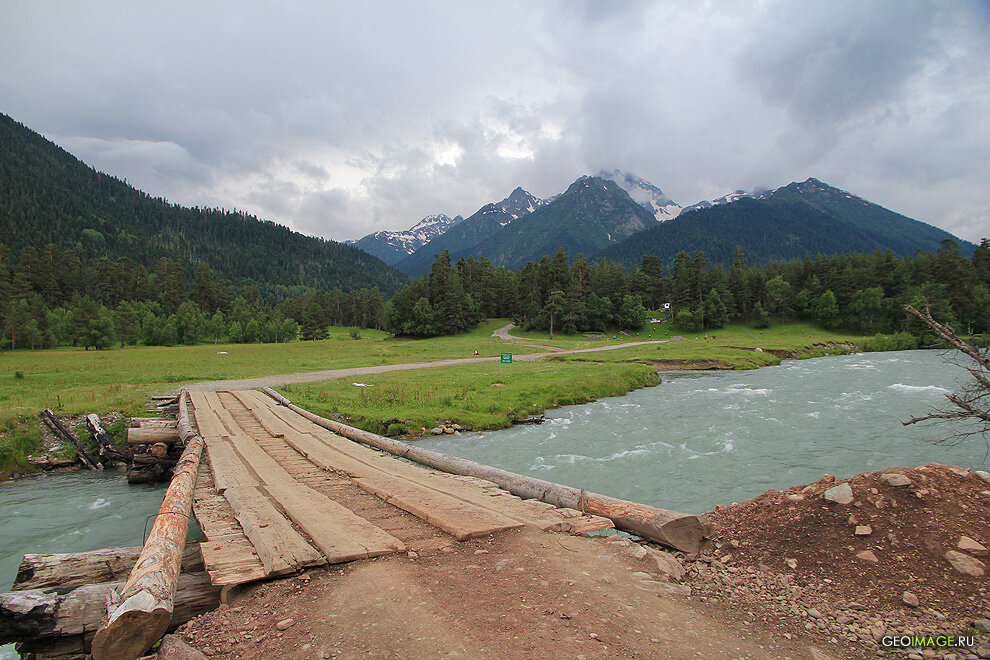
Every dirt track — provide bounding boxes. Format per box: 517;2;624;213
185;325;666;392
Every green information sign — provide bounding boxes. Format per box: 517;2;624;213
500;352;513;364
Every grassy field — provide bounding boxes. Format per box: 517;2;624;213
0;317;871;476
276;360;660;436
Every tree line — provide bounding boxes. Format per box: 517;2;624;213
0;243;385;350
385;238;990;339
5;237;988;351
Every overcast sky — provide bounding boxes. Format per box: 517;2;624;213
2;1;988;243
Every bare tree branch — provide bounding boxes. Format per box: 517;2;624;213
901;303;989;452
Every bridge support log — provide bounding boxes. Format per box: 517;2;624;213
263;388;711;554
91;391;205;660
126;427;181;445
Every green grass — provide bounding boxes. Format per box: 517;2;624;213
0;317;873;477
557;322;862;369
276;359;660;436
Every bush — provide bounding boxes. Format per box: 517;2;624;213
861;332;920;352
14;371;24;379
349;327;362;340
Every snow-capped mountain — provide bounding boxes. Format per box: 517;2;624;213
350;213;464;265
681;189;762;214
597;169;682;222
396;187;548;275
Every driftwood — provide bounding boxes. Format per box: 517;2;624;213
126;427;181;445
40;409;101;471
14;545;203;592
263;388;711;553
86;414;114;455
0;571;219;645
91;391;206;660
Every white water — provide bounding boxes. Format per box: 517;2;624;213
419;350;989;514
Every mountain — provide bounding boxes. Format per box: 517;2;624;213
350;213;463;265
680;189;760;214
396;187;547;275
598;177;976;269
597;169;681;221
0;113;408;295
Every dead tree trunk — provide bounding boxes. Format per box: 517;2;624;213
263;388;711;553
40;409;100;471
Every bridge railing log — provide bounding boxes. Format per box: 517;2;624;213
90;390;205;660
263;387;711;554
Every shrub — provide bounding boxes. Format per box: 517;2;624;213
861;332;920;352
349;327;361;340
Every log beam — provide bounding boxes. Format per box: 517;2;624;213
263;388;711;553
126;428;181;445
91;391;205;660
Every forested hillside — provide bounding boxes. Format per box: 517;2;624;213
599;178;974;269
0;113;407;295
386;239;990;341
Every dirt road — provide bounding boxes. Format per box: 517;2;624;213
185;326;666;392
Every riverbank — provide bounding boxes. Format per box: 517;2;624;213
0;321;878;479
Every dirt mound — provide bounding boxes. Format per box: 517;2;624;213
693;463;989;656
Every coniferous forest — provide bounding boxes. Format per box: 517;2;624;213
384;239;990;341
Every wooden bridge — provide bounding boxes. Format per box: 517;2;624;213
2;388;709;659
187;389;613;587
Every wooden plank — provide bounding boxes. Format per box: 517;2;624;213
264;483;406;562
188;391;228;438
199;541;268;586
223;486;324;576
251;391;613;534
204;440;259;493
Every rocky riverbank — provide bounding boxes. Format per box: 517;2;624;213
686;463;990;659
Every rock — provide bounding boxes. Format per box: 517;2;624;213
407;551;418;558
157;635;210;660
944;550;985;576
880;473;912;487
430;427;443;435
807;608;823;619
785;494;804;502
824;482;854;504
958;536;988;557
629;545;649;560
855;525;873;536
972;619;990;633
652;551;686;581
901;591;919;607
276;618;295;631
785;558;798;570
443;426;455;434
975;470;990;485
657;583;691;596
855;550;879;563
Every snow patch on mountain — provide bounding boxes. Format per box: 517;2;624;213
350;213;464;257
597;169;682;222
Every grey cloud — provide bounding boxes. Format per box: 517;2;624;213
1;1;988;244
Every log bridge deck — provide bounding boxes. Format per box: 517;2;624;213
189;390;613;588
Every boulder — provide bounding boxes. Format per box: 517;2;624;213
945;550;985;577
901;591;919;608
958;536;988;557
880;473;912;487
975;470;990;485
824;482;854;505
855;550;879;563
854;525;873;536
157;635;209;660
652;551;686;581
